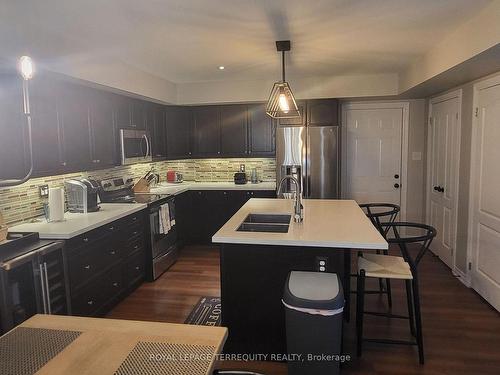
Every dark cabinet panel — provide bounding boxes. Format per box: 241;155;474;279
175;191;192;245
113;95;132;129
0;74;28;180
89;90;116;168
31;77;63;175
166;106;192;159
278;100;306;126
193;106;220;157
248;104;275;156
150;104;167;159
220;105;248;156
58;83;93;171
130;99;146;129
307;99;339;126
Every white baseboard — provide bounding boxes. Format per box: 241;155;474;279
453;267;471;287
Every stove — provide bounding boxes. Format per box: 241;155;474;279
97;176;179;281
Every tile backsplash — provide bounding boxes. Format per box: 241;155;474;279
0;158;276;227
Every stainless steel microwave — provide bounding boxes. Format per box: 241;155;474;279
120;129;152;165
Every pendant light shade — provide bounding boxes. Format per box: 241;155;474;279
266;41;300;119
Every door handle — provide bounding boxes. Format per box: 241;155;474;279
433;186;440;192
43;262;51;314
439;186;445;193
394;183;400;189
39;264;47;314
394;174;399;179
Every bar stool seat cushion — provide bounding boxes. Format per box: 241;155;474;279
358;254;413;280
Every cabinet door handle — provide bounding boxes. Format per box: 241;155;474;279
135;266;140;271
394;183;400;189
133;231;138;236
110;250;116;255
84;265;91;270
43;262;51;315
83;238;89;242
134;245;139;250
109;226;114;231
112;282;119;287
132;216;137;221
87;300;94;306
39;264;48;314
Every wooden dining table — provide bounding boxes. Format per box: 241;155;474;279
0;314;228;375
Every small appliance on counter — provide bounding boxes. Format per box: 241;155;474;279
250;168;260;184
64;179;100;214
166;170;183;183
234;172;247;185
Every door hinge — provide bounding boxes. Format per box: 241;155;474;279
475;107;479;117
468;262;472;271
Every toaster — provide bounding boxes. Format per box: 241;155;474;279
65;179;100;213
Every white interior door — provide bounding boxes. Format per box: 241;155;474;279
470;77;500;311
343;104;404;210
427;92;461;269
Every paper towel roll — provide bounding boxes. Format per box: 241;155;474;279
48;187;65;222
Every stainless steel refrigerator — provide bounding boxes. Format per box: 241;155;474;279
276;125;340;199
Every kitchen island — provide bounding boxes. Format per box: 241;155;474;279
213;198;387;356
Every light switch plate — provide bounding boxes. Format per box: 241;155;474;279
239;164;245;172
412;152;422;161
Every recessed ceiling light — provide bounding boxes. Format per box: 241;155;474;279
218;66;225;70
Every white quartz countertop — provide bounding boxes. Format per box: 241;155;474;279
8;203;147;240
212;198;388;250
151;181;276;195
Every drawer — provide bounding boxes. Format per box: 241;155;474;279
67;229;110;252
124;236;144;258
71;263;124;317
69;239;123;289
126;251;145;287
123;212;144;228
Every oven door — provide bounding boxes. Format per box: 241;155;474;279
120;129;152;165
149;202;178;279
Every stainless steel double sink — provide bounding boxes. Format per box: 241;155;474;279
237;213;291;233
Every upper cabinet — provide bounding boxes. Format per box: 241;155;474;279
30;76;64;176
248;104;275;156
0;74;28;180
193;106;220;157
220;105;248;157
130;99;147;129
278;100;306;127
166;106;192;159
88;90;116;168
148;103;167;160
58;83;93;171
307;99;339;126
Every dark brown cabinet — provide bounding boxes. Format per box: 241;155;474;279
89;90;116;168
130;99;146;129
278;100;306;126
220;105;248;156
67;211;146;317
166;106;192;159
248;104;275;156
307;99;339;126
58;84;93;171
30;76;63;176
0;74;28;180
193;106;220;157
149;104;167;160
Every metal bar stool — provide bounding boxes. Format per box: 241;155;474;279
213;371;266;375
356;222;436;364
355;203;400;307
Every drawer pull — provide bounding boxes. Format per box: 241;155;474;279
112;282;119;287
110;250;116;255
109;226;114;231
132;217;137;221
87;300;94;305
83;238;89;243
84;265;91;270
134;245;139;250
133;231;138;236
135;266;140;271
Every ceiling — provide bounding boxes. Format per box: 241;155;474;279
0;0;492;84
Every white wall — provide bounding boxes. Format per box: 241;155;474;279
176;73;399;105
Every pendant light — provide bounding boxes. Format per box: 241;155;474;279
266;40;300;119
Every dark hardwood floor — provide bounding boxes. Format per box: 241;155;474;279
108;245;500;375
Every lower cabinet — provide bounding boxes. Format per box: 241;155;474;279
66;211;146;317
177;190;276;245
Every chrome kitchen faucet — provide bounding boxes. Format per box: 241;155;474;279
277;175;304;223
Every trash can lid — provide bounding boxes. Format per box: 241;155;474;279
283;271;344;311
